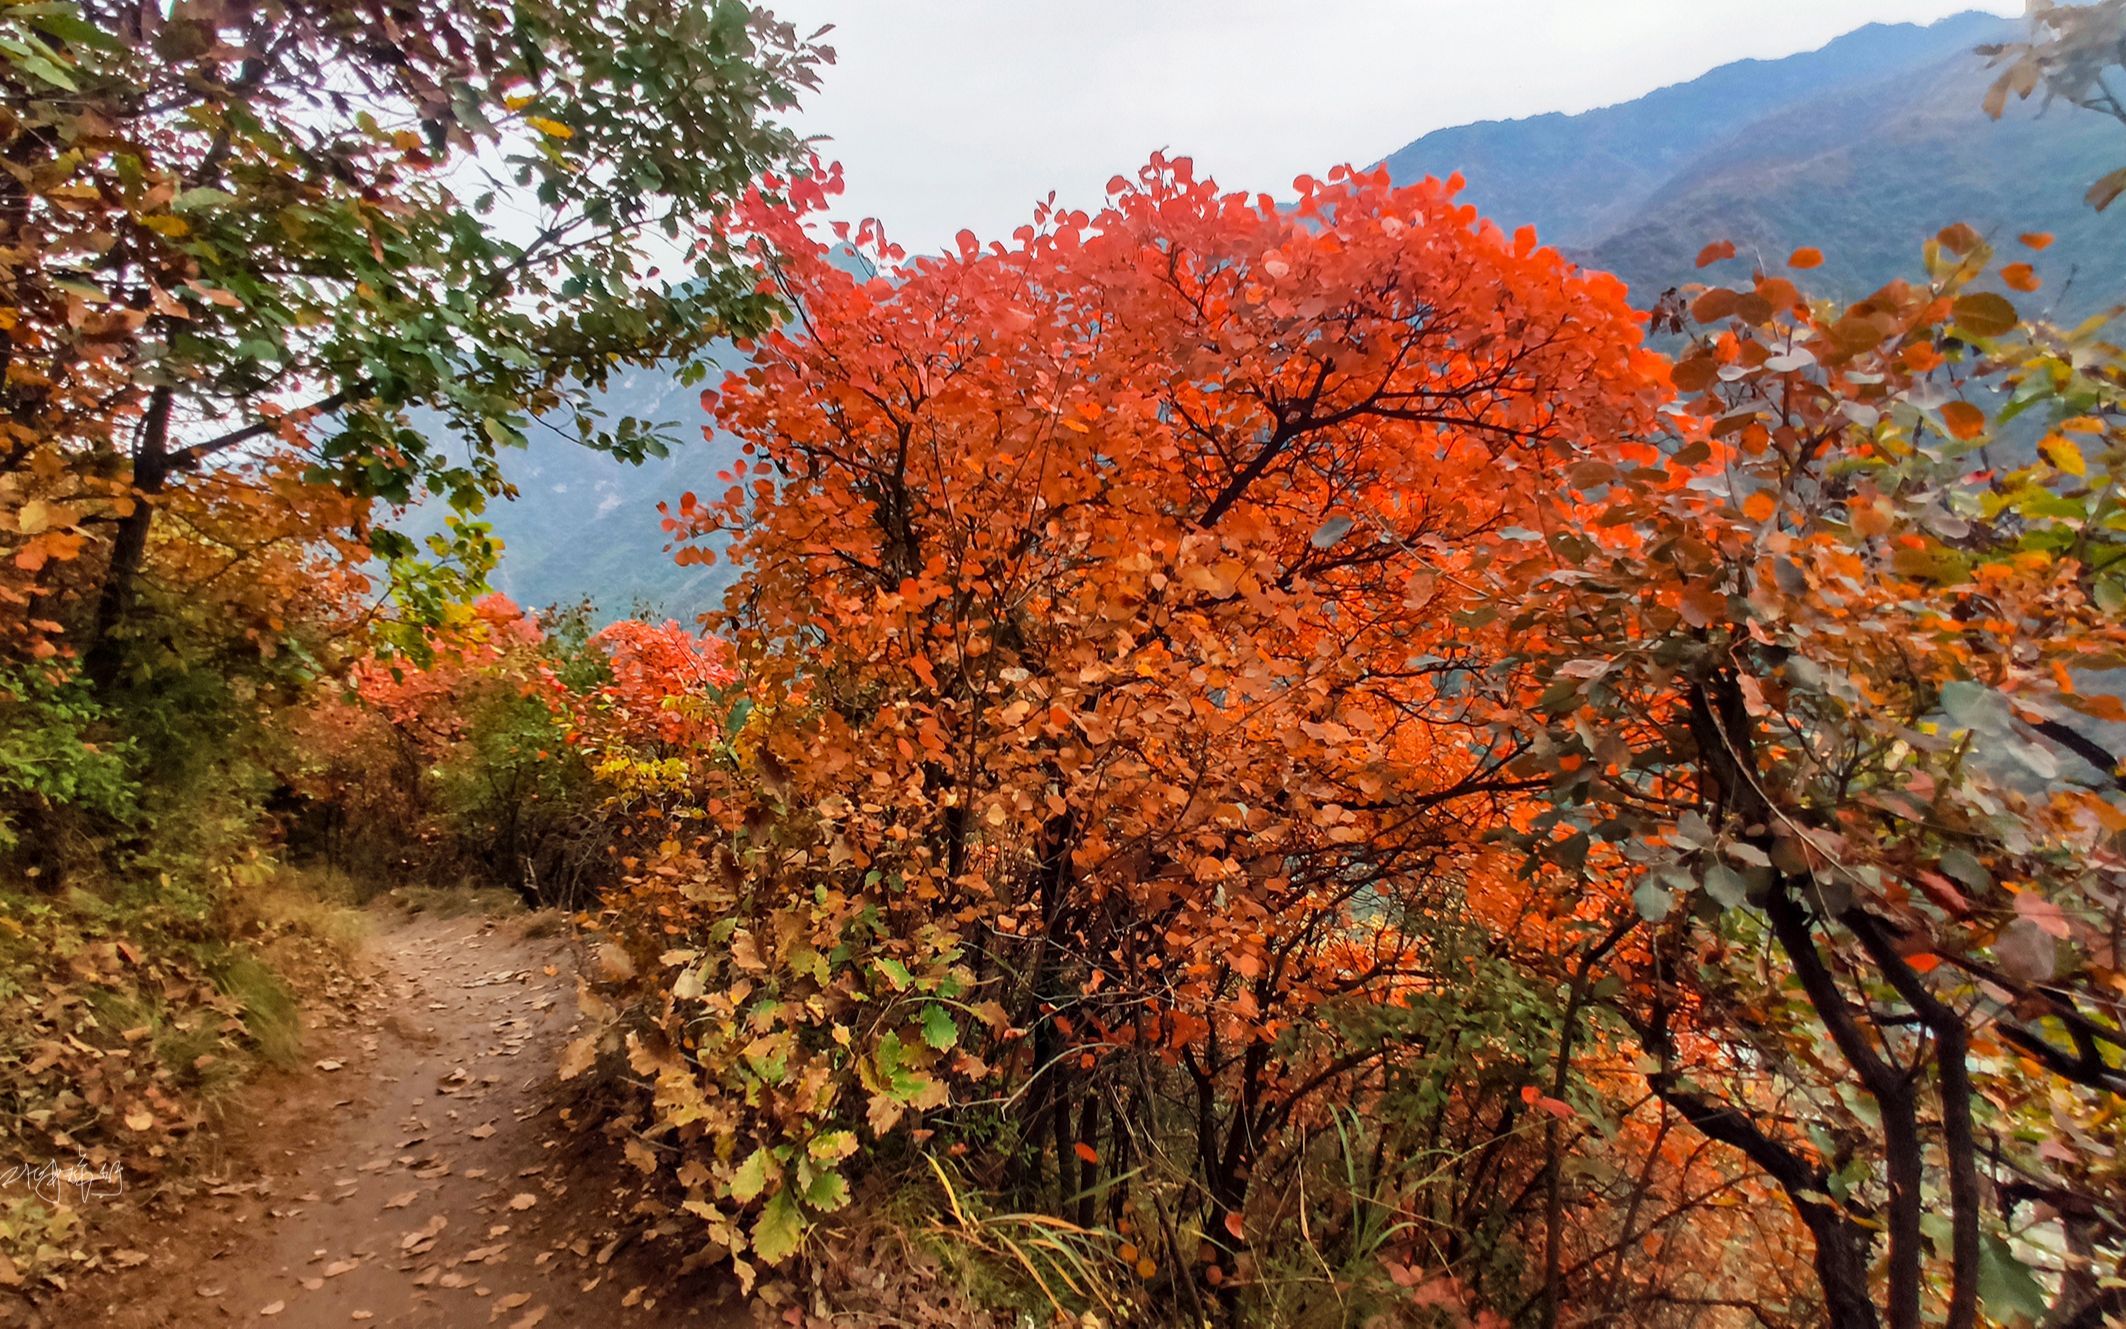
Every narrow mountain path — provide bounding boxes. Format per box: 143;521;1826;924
53;907;747;1329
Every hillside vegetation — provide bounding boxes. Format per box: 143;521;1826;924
5;3;2126;1329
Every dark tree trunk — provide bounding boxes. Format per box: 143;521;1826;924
84;385;173;694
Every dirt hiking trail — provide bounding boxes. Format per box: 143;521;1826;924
52;908;749;1329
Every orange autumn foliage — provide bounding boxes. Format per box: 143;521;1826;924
554;143;2126;1328
592;156;1811;1318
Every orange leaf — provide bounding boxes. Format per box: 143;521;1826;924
1786;247;1823;270
1074;1141;1099;1166
1937;222;1984;255
1851;500;1893;538
2018;231;2054;251
1940;401;1986;441
1694;240;1736;268
2001;262;2041;293
1678;583;1726;628
1742;490;1777;523
1223;1211;1245;1240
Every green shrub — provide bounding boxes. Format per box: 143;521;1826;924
0;665;137;863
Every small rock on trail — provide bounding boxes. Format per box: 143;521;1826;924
50;908;748;1329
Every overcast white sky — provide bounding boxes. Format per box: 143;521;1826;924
767;0;2018;253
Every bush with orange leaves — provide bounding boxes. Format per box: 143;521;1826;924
562;155;1853;1325
288;597;741;908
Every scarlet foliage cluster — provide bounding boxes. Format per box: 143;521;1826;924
288;598;736;905
581;618;736;748
580;157;1733;1319
561;153;2126;1329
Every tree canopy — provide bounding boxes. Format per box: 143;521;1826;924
0;0;828;677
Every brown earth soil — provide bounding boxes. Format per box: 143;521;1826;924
42;906;749;1329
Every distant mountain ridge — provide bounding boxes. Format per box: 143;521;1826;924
1378;10;2122;312
1379;12;2014;250
449;357;743;619
432;9;2121;619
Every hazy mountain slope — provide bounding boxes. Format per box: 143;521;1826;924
1582;52;2125;313
467;358;743;620
390;352;746;622
1377;11;2012;249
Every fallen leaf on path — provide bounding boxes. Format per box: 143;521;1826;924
507;1192;537;1211
315;1059;343;1072
469;1123;496;1139
384;1191;416;1210
259;1303;285;1318
400;1214;448;1252
510;1309;548;1329
323;1259;358;1278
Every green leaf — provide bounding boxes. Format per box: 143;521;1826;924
728;1147;770;1203
12;51;75;90
1940;681;2010;734
1702;863;1747;909
1939;847;1992;892
803;1168;850;1212
1978;1233;2049;1323
1633;875;1674;922
874;957;912;990
171;186;238;212
873;1032;929;1101
27;10;118;51
750;1190;803;1265
920;1003;957;1051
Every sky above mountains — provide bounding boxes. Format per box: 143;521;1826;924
772;0;2017;253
